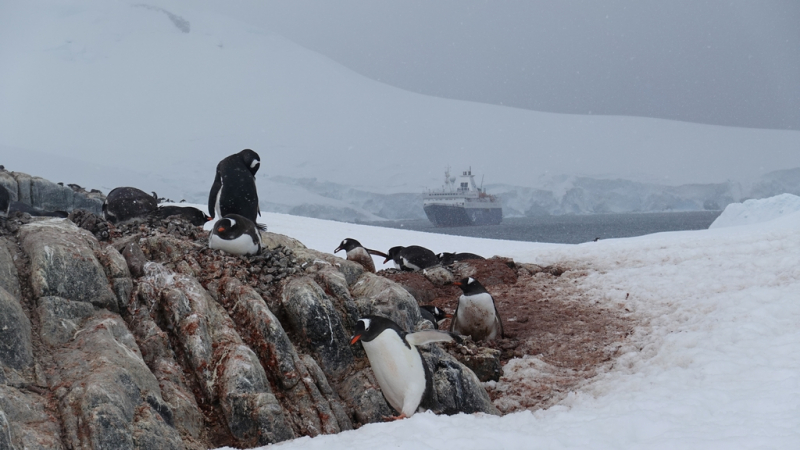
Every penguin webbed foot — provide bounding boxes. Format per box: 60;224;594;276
382;413;408;422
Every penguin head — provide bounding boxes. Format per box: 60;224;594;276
334;238;362;254
350;316;404;344
385;246;404;264
453;277;489;295
238;149;261;176
420;305;453;322
438;252;456;266
212;216;240;239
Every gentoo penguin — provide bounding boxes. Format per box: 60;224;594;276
208;214;262;256
437;252;485;266
151;205;210;226
0;184;10;216
450;277;504;341
334;238;388;273
103;187;158;223
419;305;453;330
384;245;439;271
350;315;455;420
208;149;265;229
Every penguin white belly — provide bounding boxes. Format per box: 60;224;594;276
209;232;260;256
361;332;426;417
346;247;376;273
402;257;421;271
453;293;499;340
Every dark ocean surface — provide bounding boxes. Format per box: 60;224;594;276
362;211;723;244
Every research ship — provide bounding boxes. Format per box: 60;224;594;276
423;168;502;227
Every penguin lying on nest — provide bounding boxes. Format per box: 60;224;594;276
350;315;458;420
208;214;262;256
384;245;439;271
334;238;388;273
437;251;484;266
103;187;158;223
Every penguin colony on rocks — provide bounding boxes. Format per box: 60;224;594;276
94;148;507;421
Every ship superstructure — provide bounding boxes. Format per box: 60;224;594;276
423;168;502;226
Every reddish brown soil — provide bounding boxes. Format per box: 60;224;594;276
381;259;635;413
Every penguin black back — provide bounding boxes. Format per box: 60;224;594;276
384;245;439;271
103;187;158;223
208;149;261;225
152;205;210;226
438;252;485;266
419;305;452;329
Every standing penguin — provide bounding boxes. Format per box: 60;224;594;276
384;245;439;271
350;315;456;420
103;187;158;223
334;238;388;273
450;277;504;341
208;149;264;228
208;214;262;256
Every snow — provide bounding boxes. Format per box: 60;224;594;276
709;193;800;229
213;195;800;449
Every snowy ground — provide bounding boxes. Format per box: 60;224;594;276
211;194;800;449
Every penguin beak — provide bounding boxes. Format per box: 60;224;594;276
217;227;225;232
334;245;343;253
349;333;362;345
383;257;391;264
452;281;462;286
444;313;454;319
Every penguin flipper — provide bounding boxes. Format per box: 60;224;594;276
494;304;505;339
366;248;389;259
208;172;222;219
406;330;454;346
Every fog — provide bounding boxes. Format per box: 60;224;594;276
199;0;800;130
0;0;798;219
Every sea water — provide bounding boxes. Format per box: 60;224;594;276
363;211;722;244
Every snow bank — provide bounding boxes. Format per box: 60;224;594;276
709;193;800;229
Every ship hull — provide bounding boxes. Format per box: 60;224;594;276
423;204;503;227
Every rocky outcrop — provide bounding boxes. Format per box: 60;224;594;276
0;169;105;215
0;203;499;449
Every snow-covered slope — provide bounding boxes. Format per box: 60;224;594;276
221;198;800;449
2;0;799;215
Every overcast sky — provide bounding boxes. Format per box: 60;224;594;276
206;0;800;131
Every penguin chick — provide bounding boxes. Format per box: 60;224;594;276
350;315;454;420
450;277;504;341
384;245;439;271
208;214;261;256
419;305;453;330
334;238;386;273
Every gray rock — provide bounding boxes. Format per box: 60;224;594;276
454;347;504;382
213;277;351;436
11;172;30;204
312;267;360;332
349;272;423;331
142;264;295;447
282;277;354;380
260;231;306;252
120;241;147;278
19;220;118;312
0;172;17;202
97;246;134;308
0;238;20;299
54;311;183;450
29;176;74;212
335;369;393;424
0;385;64;450
294;248;364;286
37;296;95;347
0;286;32;371
421;345;500;416
423;265;455;286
